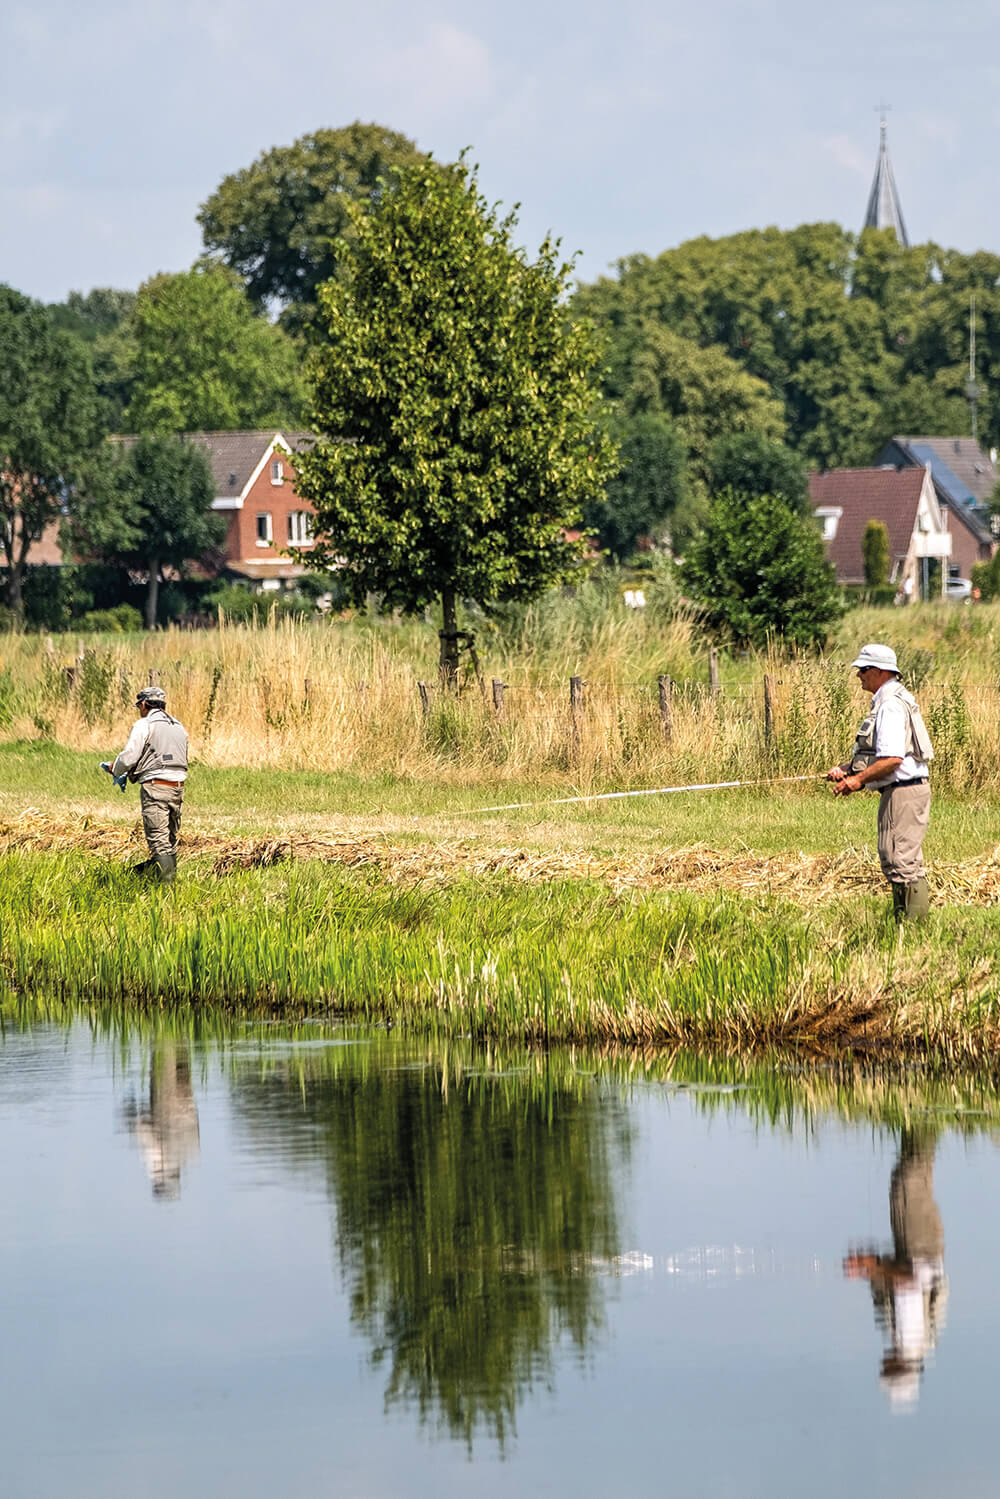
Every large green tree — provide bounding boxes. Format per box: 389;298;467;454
71;435;225;628
48;288;138;432
0;286;100;620
584;411;688;559
706;431;809;513
198;123;431;331
296;157;619;683
123;263;307;434
683;489;842;649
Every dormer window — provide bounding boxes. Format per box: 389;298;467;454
270;459;284;485
815;506;841;542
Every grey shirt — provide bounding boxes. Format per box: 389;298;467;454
112;709;189;784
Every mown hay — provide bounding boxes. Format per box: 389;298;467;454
3;809;1000;907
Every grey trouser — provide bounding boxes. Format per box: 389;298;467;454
140;782;183;862
876;782;930;884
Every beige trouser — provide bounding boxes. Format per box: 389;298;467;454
876;782;930;884
140;782;183;865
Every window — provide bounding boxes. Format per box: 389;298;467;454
270;459;284;485
260;578;281;592
815;507;841;542
287;511;313;545
256;513;273;545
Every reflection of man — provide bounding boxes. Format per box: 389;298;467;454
122;1042;201;1200
844;1130;947;1409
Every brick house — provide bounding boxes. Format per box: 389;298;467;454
186;430;317;592
809;465;952;598
873;436;996;581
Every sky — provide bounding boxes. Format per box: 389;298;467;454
3;0;1000;306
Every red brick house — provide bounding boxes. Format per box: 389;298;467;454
809;465;952;598
187;430;317;591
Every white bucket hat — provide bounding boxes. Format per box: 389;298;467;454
850;643;900;674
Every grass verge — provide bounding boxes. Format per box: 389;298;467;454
3;849;999;1059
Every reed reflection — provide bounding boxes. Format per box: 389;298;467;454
844;1128;948;1409
229;1044;630;1448
122;1040;201;1200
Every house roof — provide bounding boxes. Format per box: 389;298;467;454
862;118;909;247
809;467;927;581
891;435;997;506
181;430;314;497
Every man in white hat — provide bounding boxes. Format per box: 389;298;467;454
105;686;189;885
827;644;933;921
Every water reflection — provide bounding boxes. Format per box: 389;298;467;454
121;1040;201;1200
844;1128;948;1409
229;1044;631;1446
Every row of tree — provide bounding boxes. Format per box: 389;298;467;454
5;119;986;649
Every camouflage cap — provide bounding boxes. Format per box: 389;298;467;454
135;686;166;707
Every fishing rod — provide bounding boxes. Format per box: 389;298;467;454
430;773;825;818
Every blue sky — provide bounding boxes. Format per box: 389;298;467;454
3;0;999;304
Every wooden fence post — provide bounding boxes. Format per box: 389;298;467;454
763;673;775;748
657;674;673;745
570;675;584;760
491;678;506;717
708;649;720;696
417;681;430;718
147;668;161;688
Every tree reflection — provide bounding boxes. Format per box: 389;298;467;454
844;1127;948;1409
229;1043;630;1447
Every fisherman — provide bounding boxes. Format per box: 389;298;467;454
827;644;933;921
107;686;188;884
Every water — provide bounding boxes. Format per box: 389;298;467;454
2;1021;999;1498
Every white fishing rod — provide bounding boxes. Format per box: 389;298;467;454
440;773;824;818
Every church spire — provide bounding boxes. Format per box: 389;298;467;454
862;110;910;246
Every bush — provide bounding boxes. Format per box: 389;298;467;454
204;582;316;622
79;604;143;633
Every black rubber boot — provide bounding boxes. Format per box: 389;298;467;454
891;883;906;922
156;852;177;886
130;858;157;878
904;877;930;922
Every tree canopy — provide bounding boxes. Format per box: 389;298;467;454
705;431;809;513
123;263;307;434
583;412;688;559
573;224;999;469
71;434;224;627
198;123;431;331
0;285;100;619
296;156;618;681
683;489;843;649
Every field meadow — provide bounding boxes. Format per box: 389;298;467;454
2;593;1000;1058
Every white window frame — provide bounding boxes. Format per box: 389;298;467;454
270;459;284;485
256;512;273;546
287;511;313;545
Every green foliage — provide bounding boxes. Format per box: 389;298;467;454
683;490;843;648
198;123;431;332
706;432;809;513
574;225;1000;466
971;554;1000;601
71;435;224;628
80;603;143;633
203;582;315;622
297;156;618;676
122;263;307;433
0;285;101;618
862;519;891;588
584;412;687;559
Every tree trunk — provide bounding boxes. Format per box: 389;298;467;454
6;561;24;623
145;560;160;631
438;586;459;690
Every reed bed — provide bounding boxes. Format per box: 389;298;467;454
2;850;1000;1058
0;597;997;793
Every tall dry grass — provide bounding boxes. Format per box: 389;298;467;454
0;596;996;791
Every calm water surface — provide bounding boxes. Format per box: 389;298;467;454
2;1021;999;1498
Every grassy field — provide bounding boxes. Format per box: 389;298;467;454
2;599;999;1057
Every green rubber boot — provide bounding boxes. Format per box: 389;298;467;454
891;883;907;923
156;852;177;886
904;878;930;922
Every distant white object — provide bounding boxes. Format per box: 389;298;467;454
945;577;972;601
623;589;646;609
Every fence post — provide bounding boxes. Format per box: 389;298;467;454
148;668;161;688
763;673;775;748
491;678;506;717
417;681;430;718
570;675;584;760
708;649;720;696
657;674;673;745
